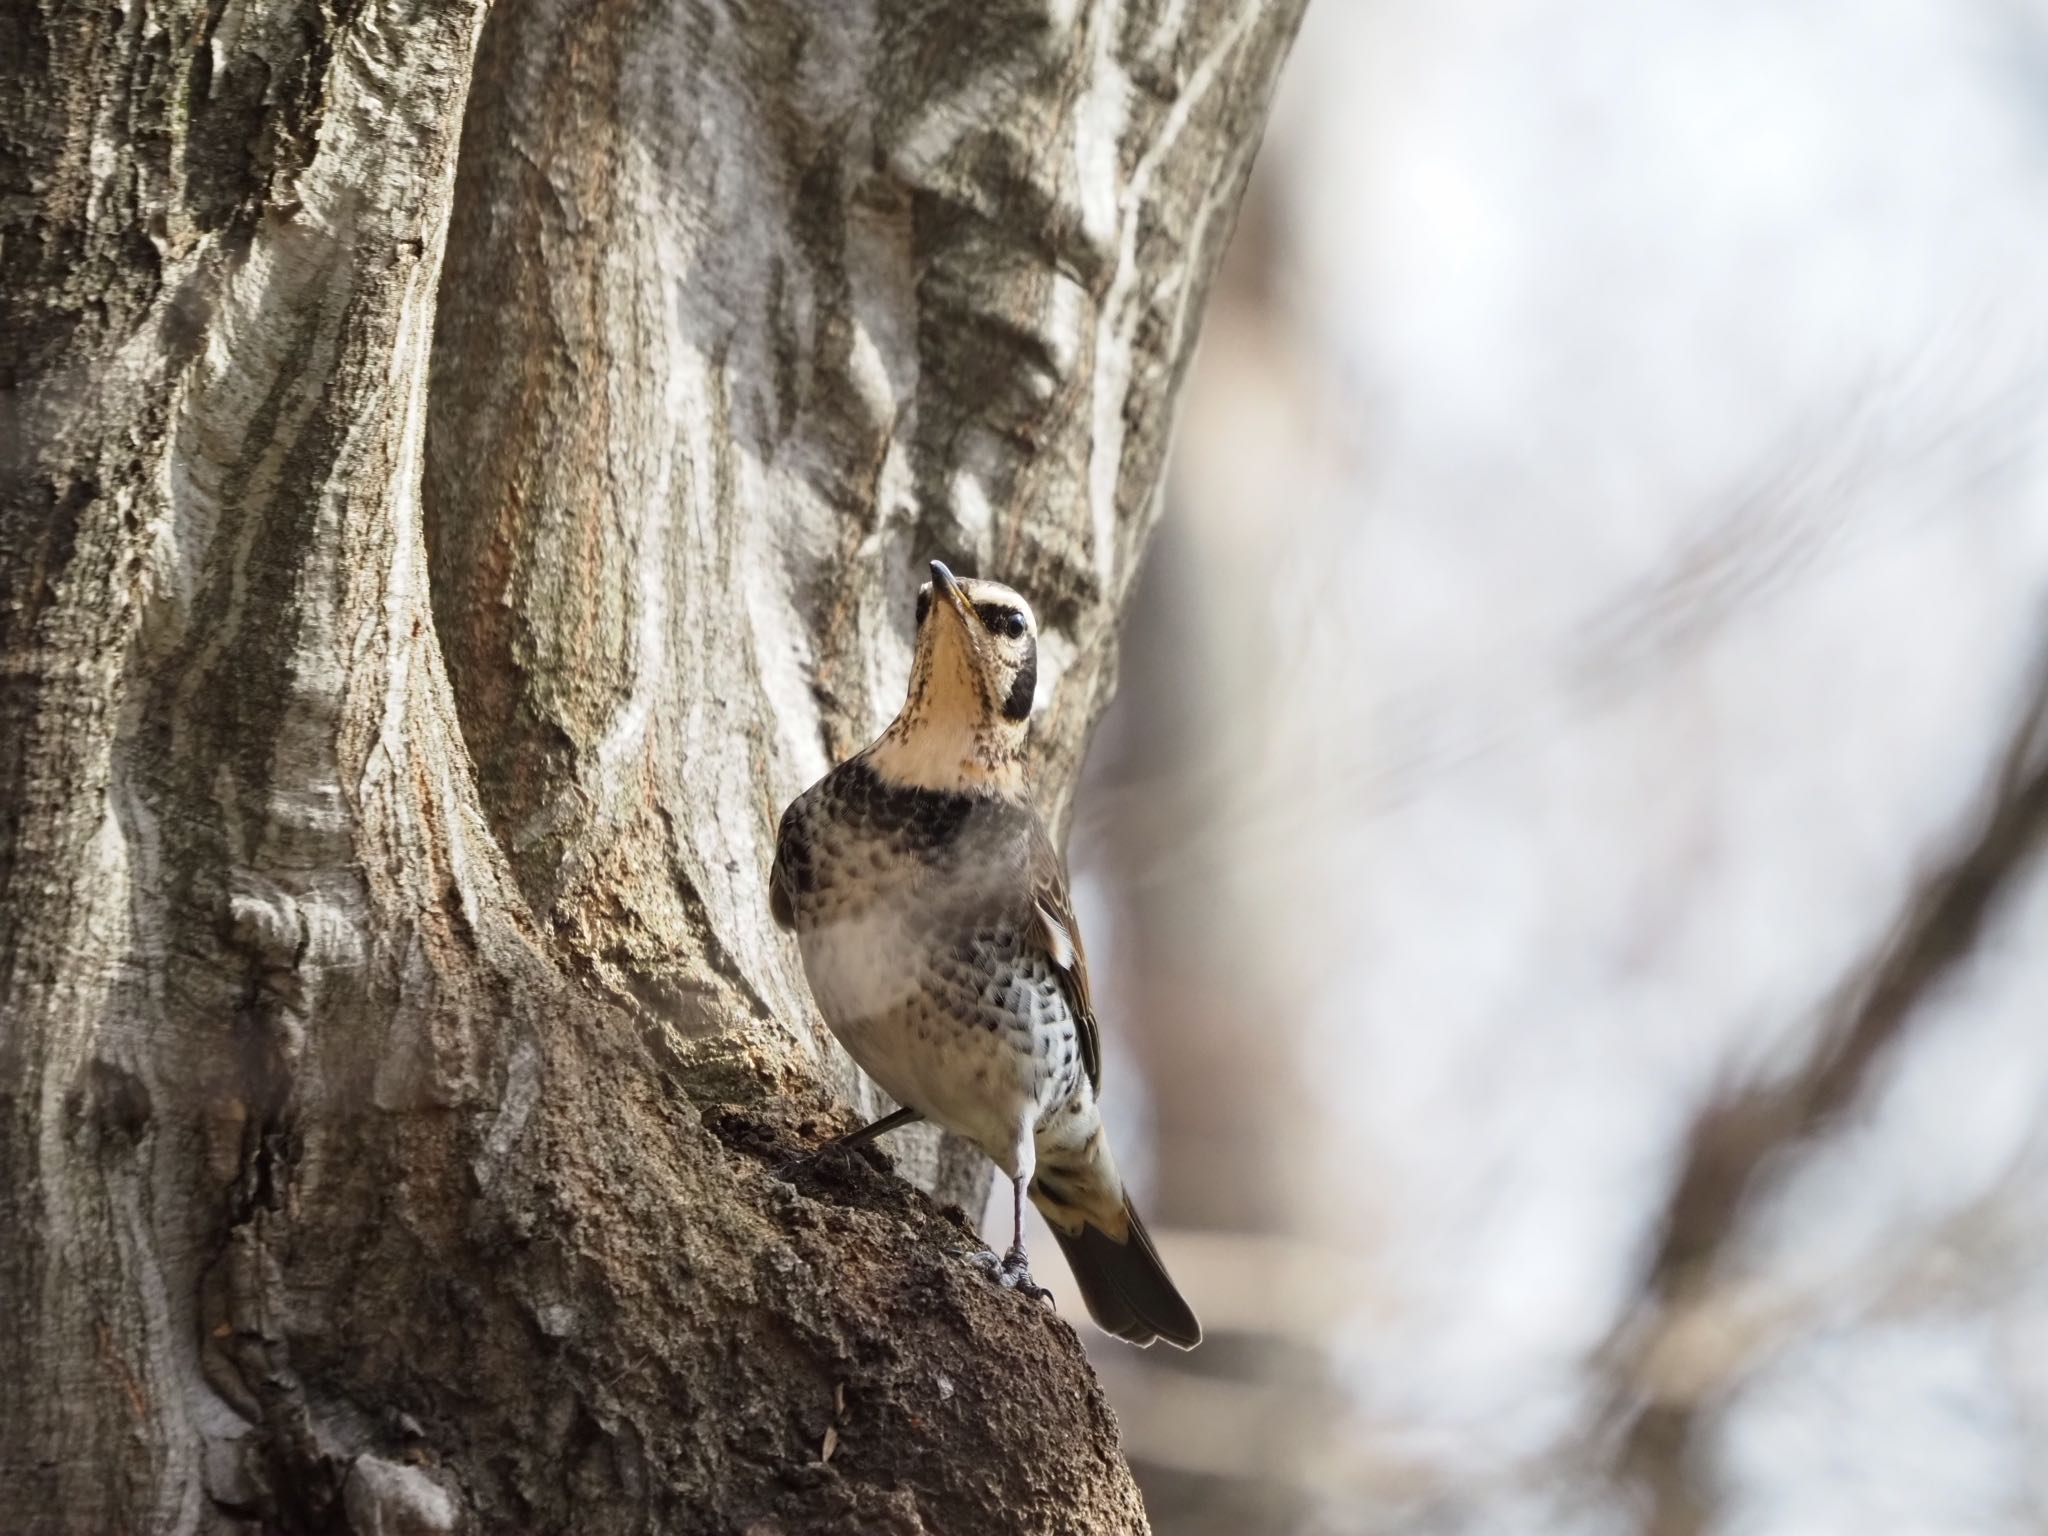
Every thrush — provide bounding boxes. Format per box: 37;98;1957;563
770;560;1201;1349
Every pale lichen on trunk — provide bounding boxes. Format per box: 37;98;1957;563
0;0;1303;1530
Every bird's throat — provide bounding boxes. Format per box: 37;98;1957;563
866;715;1025;796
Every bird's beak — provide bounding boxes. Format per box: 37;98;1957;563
929;560;977;634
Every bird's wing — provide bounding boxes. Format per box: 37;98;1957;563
769;803;799;931
1029;816;1101;1092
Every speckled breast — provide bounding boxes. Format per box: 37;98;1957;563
778;758;1033;1027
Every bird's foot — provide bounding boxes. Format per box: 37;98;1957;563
775;1136;887;1183
774;1142;846;1181
772;1150;815;1181
974;1244;1051;1305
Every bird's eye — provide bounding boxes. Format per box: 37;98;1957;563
915;588;931;627
978;604;1027;639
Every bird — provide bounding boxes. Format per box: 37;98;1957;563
769;559;1201;1349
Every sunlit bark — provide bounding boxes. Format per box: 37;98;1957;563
0;0;1302;1528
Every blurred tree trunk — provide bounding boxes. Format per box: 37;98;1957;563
0;0;1302;1531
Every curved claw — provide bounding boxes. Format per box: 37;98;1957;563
967;1245;1054;1306
774;1140;875;1183
773;1144;831;1181
998;1245;1053;1306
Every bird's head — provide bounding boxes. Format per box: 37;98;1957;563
869;560;1039;793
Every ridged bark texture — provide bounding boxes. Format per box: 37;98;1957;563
0;0;1303;1530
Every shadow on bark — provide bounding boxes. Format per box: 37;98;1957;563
0;0;1304;1530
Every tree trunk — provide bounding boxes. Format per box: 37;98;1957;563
0;0;1302;1531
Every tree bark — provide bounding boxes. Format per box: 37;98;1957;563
0;0;1302;1531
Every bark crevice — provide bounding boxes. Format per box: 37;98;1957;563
2;0;1304;1529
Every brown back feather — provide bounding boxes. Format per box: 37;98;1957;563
1028;816;1100;1092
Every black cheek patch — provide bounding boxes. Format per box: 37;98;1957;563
1001;640;1037;721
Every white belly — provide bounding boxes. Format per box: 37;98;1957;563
797;909;1058;1170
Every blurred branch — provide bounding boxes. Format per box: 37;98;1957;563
1088;364;2048;883
1601;639;2048;1535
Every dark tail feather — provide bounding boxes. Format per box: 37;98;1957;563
1051;1201;1202;1350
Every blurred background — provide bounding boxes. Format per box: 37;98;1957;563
1039;2;2048;1532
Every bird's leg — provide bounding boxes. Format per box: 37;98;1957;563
833;1103;923;1151
777;1104;921;1177
985;1121;1051;1304
1001;1168;1029;1272
998;1171;1048;1297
